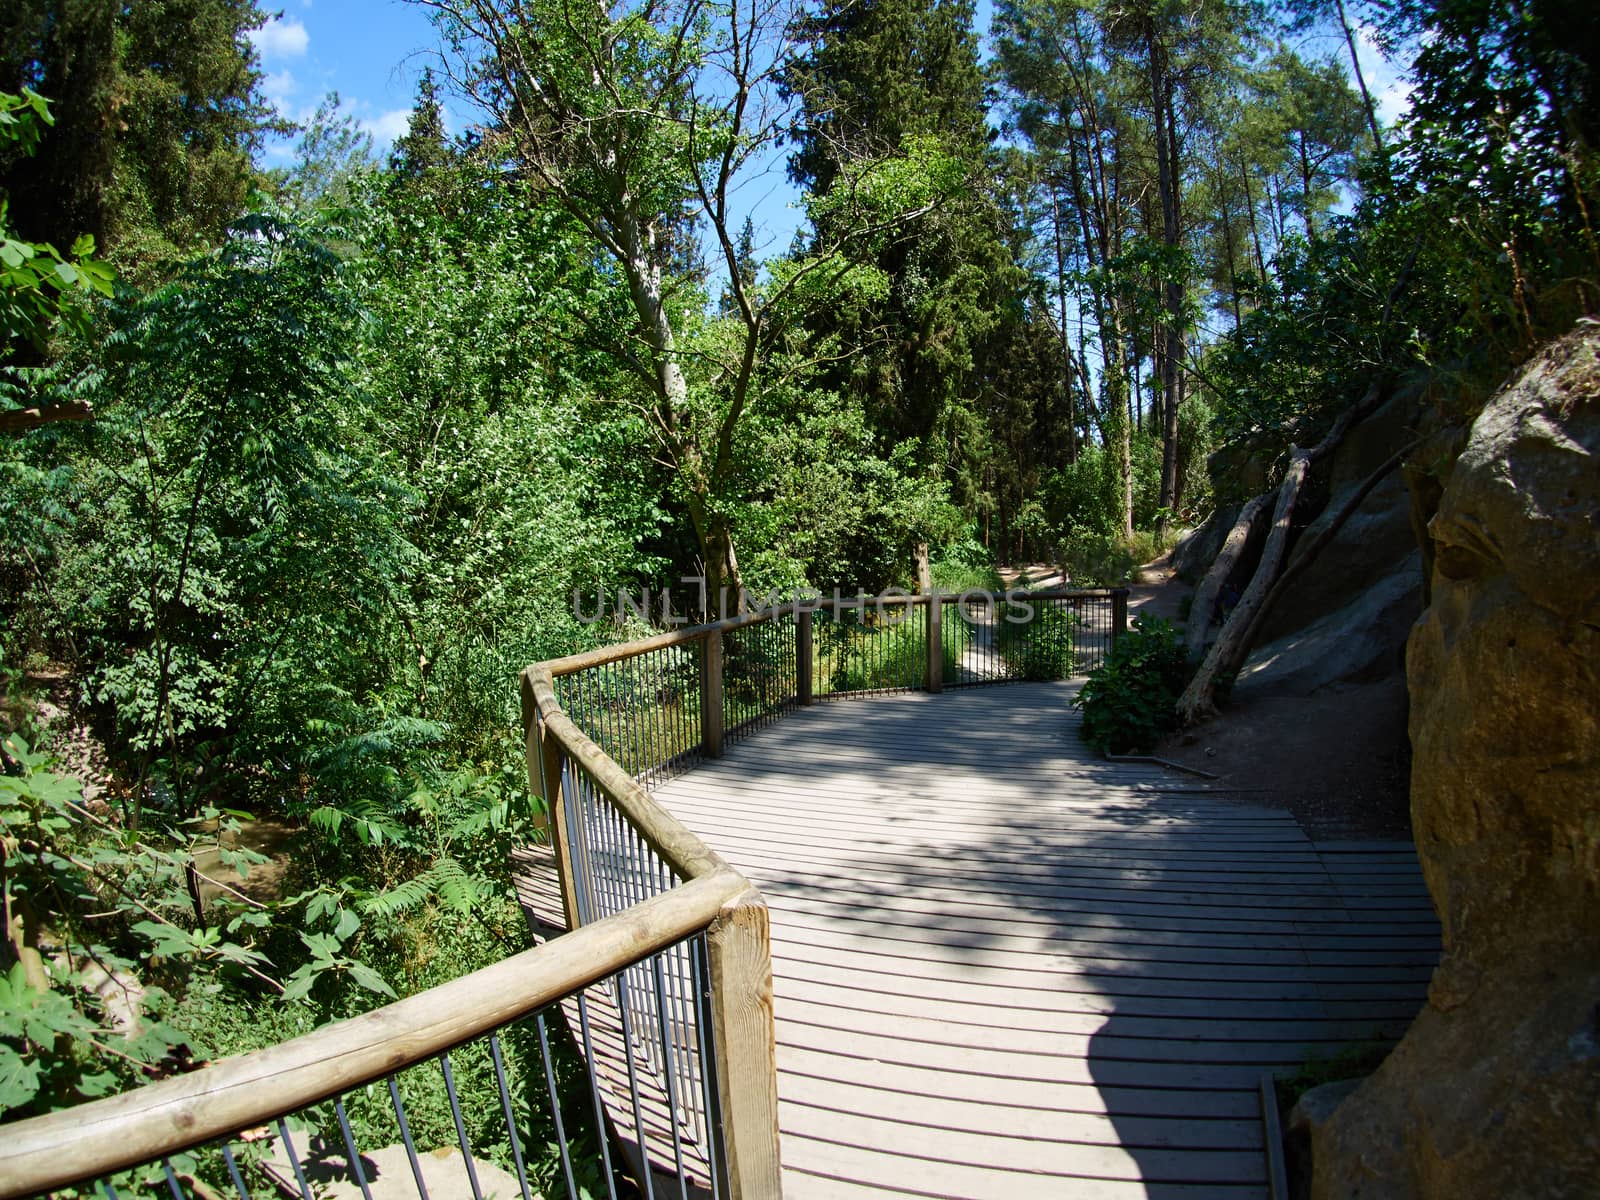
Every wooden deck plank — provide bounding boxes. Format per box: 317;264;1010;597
514;680;1439;1199
646;681;1439;1199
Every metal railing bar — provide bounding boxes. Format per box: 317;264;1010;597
488;1033;535;1200
689;936;728;1199
647;653;664;784
438;1052;484;1200
662;859;698;1146
333;1098;374;1200
536;1015;580;1200
274;1120;315;1200
161;1159;185;1200
386;1076;431;1200
650;955;690;1200
613;974;658;1200
220;1144;250;1200
574;994;620;1200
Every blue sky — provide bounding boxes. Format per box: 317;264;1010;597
251;1;443;158
249;2;1414;263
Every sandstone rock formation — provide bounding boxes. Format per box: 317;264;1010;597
1311;326;1600;1197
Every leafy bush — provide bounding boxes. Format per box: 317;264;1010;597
996;599;1082;680
1072;616;1189;754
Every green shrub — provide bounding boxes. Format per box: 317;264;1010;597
996;600;1082;680
1071;616;1189;754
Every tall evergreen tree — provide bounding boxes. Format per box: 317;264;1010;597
783;0;1039;525
0;0;277;272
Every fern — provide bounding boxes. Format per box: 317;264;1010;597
361;856;490;919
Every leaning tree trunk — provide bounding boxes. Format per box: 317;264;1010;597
1184;492;1273;659
1177;450;1310;724
1177;379;1392;724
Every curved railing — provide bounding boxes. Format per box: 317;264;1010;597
535;589;1128;788
0;587;1122;1200
0;870;754;1199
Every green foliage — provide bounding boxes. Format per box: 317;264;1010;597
1072;616;1189;753
929;537;1005;593
0;89;114;357
996;598;1082;680
0;732;278;1119
0;0;278;274
817;607;929;693
53;214;408;818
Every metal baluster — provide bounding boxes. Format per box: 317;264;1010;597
616;973;659;1200
221;1144;251;1200
438;1052;484;1200
274;1120;316;1200
630;829;659;1070
101;1181;120;1200
333;1099;374;1200
646;650;662;785
652;953;690;1200
588;772;614;921
575;991;620;1200
566;763;594;927
387;1076;432;1200
662;866;698;1146
162;1159;186;1200
690;937;728;1200
487;1032;535;1200
536;1015;580;1200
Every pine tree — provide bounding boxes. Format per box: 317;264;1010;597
783;0;1039;524
0;0;276;273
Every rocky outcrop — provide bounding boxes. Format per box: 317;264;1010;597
1311;327;1600;1197
1235;555;1419;695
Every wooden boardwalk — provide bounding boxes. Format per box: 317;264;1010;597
645;681;1439;1199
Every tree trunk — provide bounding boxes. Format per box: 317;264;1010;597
1298;134;1317;240
1151;34;1183;523
1050;184;1077;464
1176;450;1309;724
1183;492;1273;659
1177;378;1391;723
1235;437;1422;661
1333;0;1388;164
621;221;744;610
1240;158;1266;276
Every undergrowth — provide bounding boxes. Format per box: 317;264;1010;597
1072;616;1189;753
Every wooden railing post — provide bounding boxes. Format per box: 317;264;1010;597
796;610;813;706
925;595;943;693
1111;587;1130;647
523;673;581;931
706;889;782;1200
702;628;725;758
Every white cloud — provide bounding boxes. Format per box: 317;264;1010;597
360;108;415;147
262;69;299;114
250;17;310;60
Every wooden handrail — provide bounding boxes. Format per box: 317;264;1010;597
522;664;731;881
0;870;749;1200
544;589;1124;676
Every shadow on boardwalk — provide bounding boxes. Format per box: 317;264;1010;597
642;682;1440;1199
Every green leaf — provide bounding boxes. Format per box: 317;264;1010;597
345;961;395;998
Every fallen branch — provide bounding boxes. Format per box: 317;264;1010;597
1232;435;1425;667
0;400;93;435
1184;492;1273;659
1177;377;1392;725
